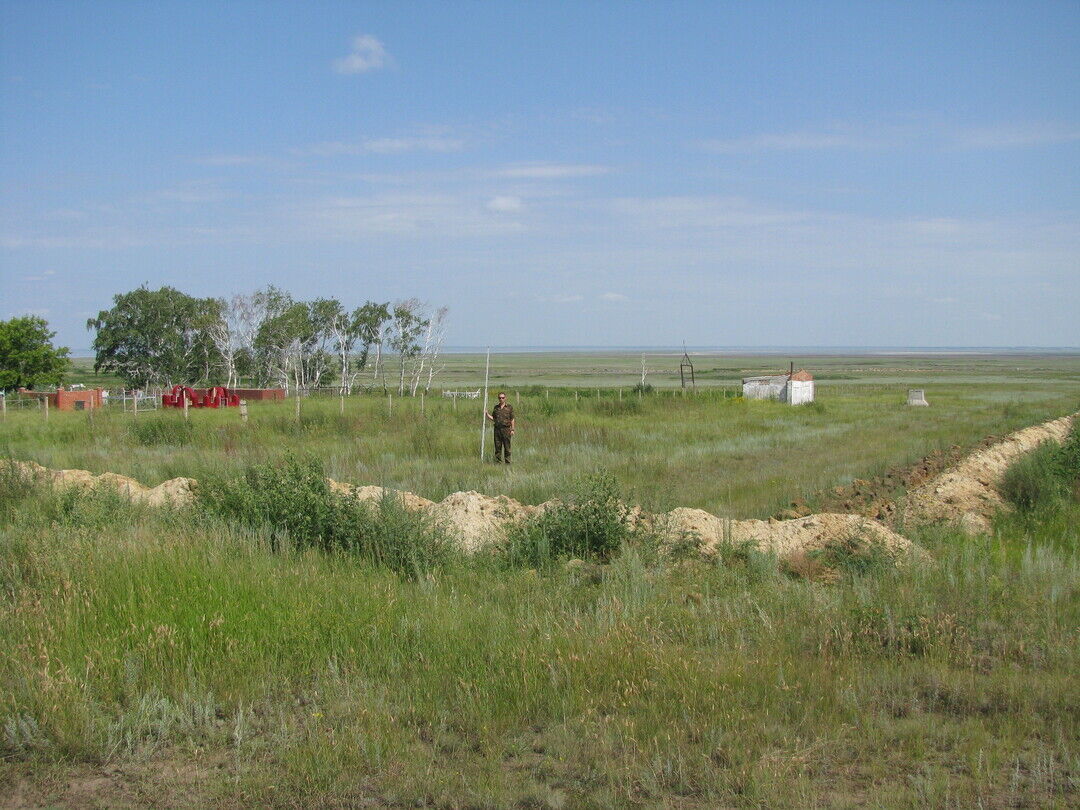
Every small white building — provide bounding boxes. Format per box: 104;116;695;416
742;369;815;405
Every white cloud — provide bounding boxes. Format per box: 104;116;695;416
287;193;527;238
700;129;883;153
194;154;275;167
953;123;1080;149
497;164;611;179
486;196;523;213
600;292;628;302
305;137;464;156
539;294;584;304
700;120;1080;153
334;34;390;75
19;270;56;282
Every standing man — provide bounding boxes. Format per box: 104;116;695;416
486;391;515;464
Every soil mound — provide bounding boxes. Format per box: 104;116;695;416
662;506;920;563
4;460;931;571
329;480;435;510
904;413;1076;534
429;491;533;552
5;459;197;507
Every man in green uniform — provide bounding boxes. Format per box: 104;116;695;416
486;391;515;464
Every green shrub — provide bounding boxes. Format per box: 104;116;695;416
999;441;1066;511
504;471;632;568
201;455;350;551
199;454;449;577
129;415;194;446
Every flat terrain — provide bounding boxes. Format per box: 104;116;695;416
2;352;1079;808
6;353;1080;518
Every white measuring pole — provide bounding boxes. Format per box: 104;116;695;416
479;347;491;461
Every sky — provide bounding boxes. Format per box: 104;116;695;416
1;1;1078;353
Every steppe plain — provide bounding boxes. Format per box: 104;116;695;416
2;351;1079;808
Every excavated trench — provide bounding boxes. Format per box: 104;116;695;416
7;412;1075;566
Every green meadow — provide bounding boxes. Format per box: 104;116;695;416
2;352;1079;807
5;353;1080;518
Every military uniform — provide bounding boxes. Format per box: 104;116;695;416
491;401;514;463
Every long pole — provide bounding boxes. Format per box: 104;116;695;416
479;347;491;461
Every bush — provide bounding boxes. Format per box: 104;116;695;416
199;455;449;577
130;416;194;447
504;471;632;568
999;441;1067;512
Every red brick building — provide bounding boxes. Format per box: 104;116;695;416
19;387;104;411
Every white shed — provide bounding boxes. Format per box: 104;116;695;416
741;369;815;405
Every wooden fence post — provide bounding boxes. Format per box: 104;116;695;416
183;393;189;420
240;399;248;423
388;393;392;418
44;395;49;422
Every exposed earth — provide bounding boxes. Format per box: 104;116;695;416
8;411;1075;569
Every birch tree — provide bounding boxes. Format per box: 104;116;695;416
388;299;428;396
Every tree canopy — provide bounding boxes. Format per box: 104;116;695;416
84;285;442;393
87;286;222;388
0;315;70;391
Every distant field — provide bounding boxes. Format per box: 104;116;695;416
63;350;1080;391
6;353;1079;518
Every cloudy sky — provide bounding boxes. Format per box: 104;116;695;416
2;1;1078;352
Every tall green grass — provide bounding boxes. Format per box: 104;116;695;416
2;382;1077;519
1;470;1077;807
1000;421;1080;512
200;454;452;577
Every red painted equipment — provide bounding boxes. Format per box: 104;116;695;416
161;385;241;408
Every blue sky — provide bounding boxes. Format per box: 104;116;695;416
2;1;1078;352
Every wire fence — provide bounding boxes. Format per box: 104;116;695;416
1;381;922;423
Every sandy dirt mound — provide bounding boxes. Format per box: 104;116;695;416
730;513;919;559
662;506;920;562
5;459;197;507
429;491;534;552
904;413;1076;534
4;459;925;566
328;479;435;510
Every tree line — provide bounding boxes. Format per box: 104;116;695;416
87;286;449;395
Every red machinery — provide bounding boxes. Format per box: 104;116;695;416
161;385;241;409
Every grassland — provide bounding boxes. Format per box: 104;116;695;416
5;353;1079;518
2;353;1079;807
